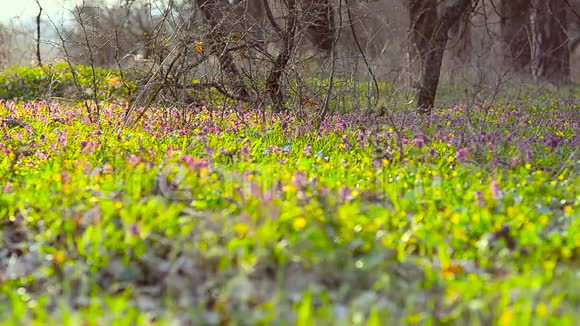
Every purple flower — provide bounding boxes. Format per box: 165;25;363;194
414;138;425;149
457;148;470;162
544;135;563;148
339;186;352;201
292;171;308;189
130;222;141;237
240;144;251;157
521;141;534;162
490;179;501;200
475;190;485;207
303;144;312;156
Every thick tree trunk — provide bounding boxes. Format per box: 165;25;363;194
530;0;570;85
408;0;473;114
500;0;531;73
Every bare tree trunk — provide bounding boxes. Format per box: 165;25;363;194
530;0;570;85
196;0;250;100
35;1;43;67
265;0;298;111
408;0;474;114
500;0;531;73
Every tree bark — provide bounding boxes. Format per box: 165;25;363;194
530;0;570;85
500;0;531;73
408;0;474;114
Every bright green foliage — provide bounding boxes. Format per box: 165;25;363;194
0;64;134;101
0;100;578;325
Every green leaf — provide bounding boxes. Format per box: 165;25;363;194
296;292;314;326
367;306;382;326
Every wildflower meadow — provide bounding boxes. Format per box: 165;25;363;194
0;94;578;325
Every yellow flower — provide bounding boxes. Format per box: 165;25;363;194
233;223;249;237
441;263;464;278
107;76;122;89
450;213;461;224
498;310;514;326
407;313;421;324
536;303;548;318
293;217;307;230
53;251;67;265
561;247;572;259
195;41;205;53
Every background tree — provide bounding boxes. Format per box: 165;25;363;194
407;0;477;114
500;0;531;74
499;0;571;84
530;0;570;84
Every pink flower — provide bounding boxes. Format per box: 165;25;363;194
61;172;71;184
3;182;13;193
292;171;308;189
83;162;92;174
35;150;48;160
57;130;68;149
103;164;114;174
263;190;274;202
81;140;97;155
250;182;261;198
510;156;521;168
127;154;141;167
268;145;281;155
181;155;208;173
181;155;195;167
